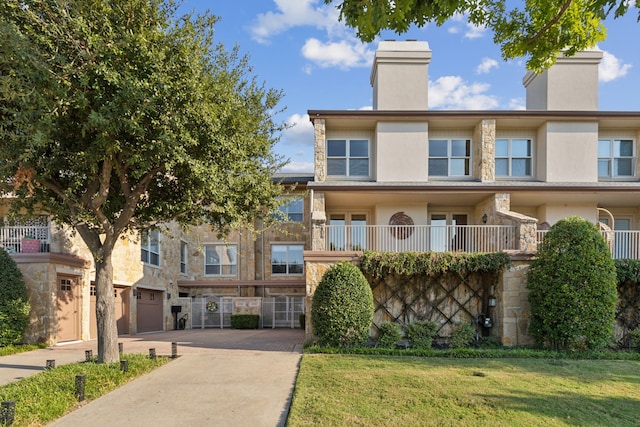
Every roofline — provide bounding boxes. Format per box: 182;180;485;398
307;109;640;122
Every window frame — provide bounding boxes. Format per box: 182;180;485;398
598;138;636;179
495;138;533;178
141;229;161;267
203;244;238;277
326;138;370;178
428;138;472;178
270;244;304;276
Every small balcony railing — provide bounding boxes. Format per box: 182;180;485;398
325;224;518;253
537;229;640;259
0;225;51;254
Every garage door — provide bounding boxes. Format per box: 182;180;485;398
90;285;130;338
137;289;163;333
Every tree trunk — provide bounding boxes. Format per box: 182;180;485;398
94;252;119;363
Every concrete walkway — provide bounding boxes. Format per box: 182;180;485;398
0;329;304;426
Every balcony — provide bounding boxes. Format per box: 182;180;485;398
324;224;519;253
0;221;51;254
537;230;640;259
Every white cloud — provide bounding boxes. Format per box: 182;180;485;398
464;23;487;39
301;38;374;70
476;57;499;74
250;0;339;43
429;76;499;110
508;98;526;110
282;113;314;146
279;161;314;173
599;50;632;82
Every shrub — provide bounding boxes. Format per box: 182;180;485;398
299;313;306;330
449;322;475;349
0;248;30;346
405;320;438;349
311;261;374;347
377;322;402;348
230;314;259;329
628;329;640;351
528;217;617;350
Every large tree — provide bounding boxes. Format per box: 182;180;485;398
0;0;285;362
325;0;638;71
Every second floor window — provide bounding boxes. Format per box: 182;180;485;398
141;229;160;266
271;244;304;275
275;197;304;222
204;244;237;276
598;139;635;178
327;139;369;177
180;241;187;274
496;139;532;177
428;139;471;177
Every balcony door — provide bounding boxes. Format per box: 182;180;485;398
429;213;468;252
328;214;367;251
600;216;635;258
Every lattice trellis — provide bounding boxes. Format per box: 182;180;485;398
369;271;497;338
616;281;640;346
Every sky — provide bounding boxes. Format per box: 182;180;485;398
179;0;640;174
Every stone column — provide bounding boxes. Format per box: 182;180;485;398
473;119;496;182
314;119;326;182
311;192;326;251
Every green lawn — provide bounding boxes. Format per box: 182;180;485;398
288;354;640;426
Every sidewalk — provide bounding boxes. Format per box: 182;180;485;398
0;329;304;427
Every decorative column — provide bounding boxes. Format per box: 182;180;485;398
314;119;326;182
473;119;496;182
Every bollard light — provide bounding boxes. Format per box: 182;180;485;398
118;342;123;354
120;360;129;372
85;350;93;362
149;348;156;359
1;400;16;426
171;342;178;359
75;375;86;402
45;359;56;370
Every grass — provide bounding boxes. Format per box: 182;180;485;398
288;354;640;426
0;344;47;357
0;354;171;426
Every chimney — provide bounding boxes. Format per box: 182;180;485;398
370;40;432;110
523;50;603;111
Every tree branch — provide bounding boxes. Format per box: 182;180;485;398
526;0;574;46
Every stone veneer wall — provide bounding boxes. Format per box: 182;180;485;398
311;192;327;251
474;193;538;251
314;119;326;182
473;119;496;182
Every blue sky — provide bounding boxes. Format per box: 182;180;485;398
180;0;640;173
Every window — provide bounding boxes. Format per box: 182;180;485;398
141;229;160;266
327;139;369;177
180;241;187;274
328;214;367;250
275;197;304;222
496;139;532;177
271;244;304;275
428;139;471;177
598;139;635;178
204;244;237;276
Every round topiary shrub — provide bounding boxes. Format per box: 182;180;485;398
377;321;402;348
311;261;374;347
449;322;475;349
405;320;438;349
527;216;617;350
0;248;31;346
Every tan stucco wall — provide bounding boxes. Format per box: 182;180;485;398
539;122;599;182
376;122;428;181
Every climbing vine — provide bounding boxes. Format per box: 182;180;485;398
360;251;512;279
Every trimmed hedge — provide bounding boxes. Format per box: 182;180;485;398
311;261;374;347
528;217;617;350
230;314;260;329
0;248;30;346
377;322;402;348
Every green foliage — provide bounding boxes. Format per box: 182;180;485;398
405;320;438;349
230;314;260;329
614;259;640;283
0;249;31;346
449;322;475;349
360;251;511;280
377;322;402;348
528;217;617;350
311;262;374;347
0;0;285;362
323;0;632;71
628;329;640;351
